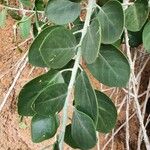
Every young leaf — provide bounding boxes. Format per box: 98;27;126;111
71;109;97;149
75;71;98;124
0;8;7;28
19;15;31;39
81;19;101;64
97;0;124;44
87;45;130;87
29;26;76;69
18;70;64;116
35;0;45;11
31;114;58;143
95;90;117;133
35;83;67;115
125;0;149;32
19;0;32;7
64;124;79;149
143;21;150;53
45;0;81;25
7;10;22;21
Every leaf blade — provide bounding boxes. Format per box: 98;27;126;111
125;0;149;32
87;45;130;87
82;19;101;64
31;114;59;143
97;0;124;44
71;109;97;149
45;0;80;25
75;71;98;124
17;70;64;116
96;90;117;133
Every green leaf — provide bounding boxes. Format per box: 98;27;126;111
35;83;67;115
128;30;143;48
75;71;98;124
64;124;79;149
19;0;32;7
18;70;64;116
87;45;130;87
7;10;22;21
125;0;149;32
29;26;76;69
35;0;45;11
143;21;150;53
71;109;97;149
0;8;7;28
53;141;59;150
19;15;31;39
97;0;124;44
45;0;81;25
95;90;117;133
31;114;58;143
82;19;101;64
29;26;55;67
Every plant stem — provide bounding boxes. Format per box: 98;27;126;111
58;0;96;149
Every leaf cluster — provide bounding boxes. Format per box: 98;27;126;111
1;0;150;149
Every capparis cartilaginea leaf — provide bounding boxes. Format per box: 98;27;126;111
64;124;79;149
143;21;150;53
19;15;31;39
87;45;130;87
31;114;59;143
0;8;7;28
75;71;98;124
82;19;101;64
97;0;124;44
34;83;67;115
95;90;117;133
71;109;97;149
125;0;149;32
18;70;64;116
45;0;80;25
29;26;76;69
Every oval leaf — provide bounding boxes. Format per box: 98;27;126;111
31;114;58;143
0;9;7;28
29;26;76;68
45;0;80;25
82;19;101;64
71;109;97;149
18;70;64;116
125;0;149;32
95;90;117;133
87;45;130;87
19;15;31;39
35;83;67;115
97;0;124;44
143;21;150;53
75;71;98;124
